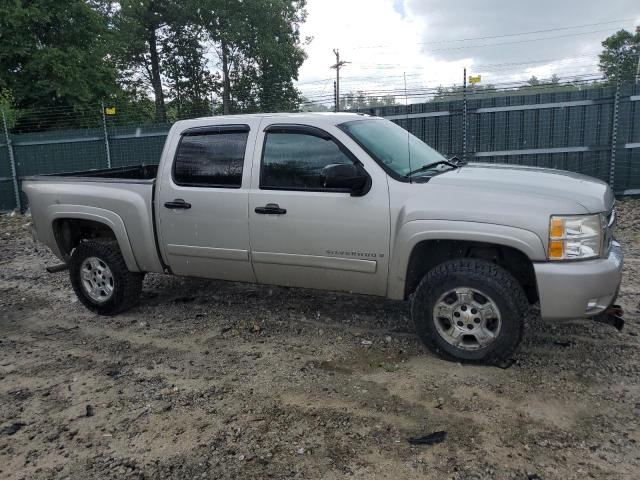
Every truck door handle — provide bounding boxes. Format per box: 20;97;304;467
164;199;191;209
255;203;287;215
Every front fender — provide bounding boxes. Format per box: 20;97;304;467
387;220;546;300
45;205;139;272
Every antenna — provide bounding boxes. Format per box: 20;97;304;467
404;72;412;183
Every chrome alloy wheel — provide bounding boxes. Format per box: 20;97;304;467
432;287;502;350
80;256;114;303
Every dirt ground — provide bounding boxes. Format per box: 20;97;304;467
1;199;639;480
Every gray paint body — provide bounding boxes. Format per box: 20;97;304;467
23;113;622;320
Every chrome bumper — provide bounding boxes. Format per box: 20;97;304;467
534;241;623;320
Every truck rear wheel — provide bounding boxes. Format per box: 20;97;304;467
69;240;143;315
411;259;528;364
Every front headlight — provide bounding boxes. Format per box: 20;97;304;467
548;214;603;260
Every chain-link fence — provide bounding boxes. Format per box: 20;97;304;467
1;78;639;212
0;101;214;211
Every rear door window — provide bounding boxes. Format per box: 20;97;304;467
173;127;249;188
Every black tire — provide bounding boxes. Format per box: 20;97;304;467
69;240;144;315
411;259;528;364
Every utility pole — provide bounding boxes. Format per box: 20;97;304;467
636;26;640;83
100;101;112;169
2;110;21;212
462;67;468;162
331;49;350;112
610;60;622;188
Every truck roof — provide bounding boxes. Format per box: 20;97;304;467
181;111;373;126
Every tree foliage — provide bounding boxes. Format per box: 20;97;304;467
161;23;215;118
0;0;308;129
340;91;397;111
599;29;640;83
0;1;118;112
527;74;559;86
199;0;308;114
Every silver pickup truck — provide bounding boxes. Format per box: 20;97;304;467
23;112;622;363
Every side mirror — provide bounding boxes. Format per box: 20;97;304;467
322;163;370;196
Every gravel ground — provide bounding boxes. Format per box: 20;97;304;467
1;199;639;480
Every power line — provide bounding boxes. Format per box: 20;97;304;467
300;77;600;102
427;28;629;52
297;55;603;93
300;71;606;99
471;53;601;70
350;18;637;50
349;52;602;71
350;27;633;55
341;55;598;77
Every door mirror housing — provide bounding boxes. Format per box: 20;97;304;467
321;163;371;196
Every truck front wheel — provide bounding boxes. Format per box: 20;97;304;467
69;240;144;315
411;259;528;363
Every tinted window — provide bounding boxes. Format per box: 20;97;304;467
174;131;248;187
261;132;353;190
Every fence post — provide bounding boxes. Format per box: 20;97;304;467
2;110;21;212
609;74;621;189
101;102;112;169
462;67;467;162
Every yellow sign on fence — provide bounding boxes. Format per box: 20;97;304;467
104;107;117;116
469;75;481;84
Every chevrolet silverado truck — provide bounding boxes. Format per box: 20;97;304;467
23;113;622;363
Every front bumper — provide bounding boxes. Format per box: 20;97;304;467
534;241;623;320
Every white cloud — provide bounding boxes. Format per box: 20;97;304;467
297;0;470;104
296;0;640;104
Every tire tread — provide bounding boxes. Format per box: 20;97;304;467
69;240;143;315
411;258;528;363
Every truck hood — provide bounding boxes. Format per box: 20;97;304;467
394;163;615;242
429;163;614;213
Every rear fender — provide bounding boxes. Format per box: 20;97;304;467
46;205;139;272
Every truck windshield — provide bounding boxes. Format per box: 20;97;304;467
339;118;448;178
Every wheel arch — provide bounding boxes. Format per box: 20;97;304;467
48;207;139;272
388;220;546;302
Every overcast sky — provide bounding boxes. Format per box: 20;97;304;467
296;0;640;103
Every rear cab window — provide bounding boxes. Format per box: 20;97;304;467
173;125;250;188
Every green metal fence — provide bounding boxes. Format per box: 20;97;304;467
1;80;639;212
365;81;640;195
0;116;174;211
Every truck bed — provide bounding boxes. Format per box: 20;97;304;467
22;166;163;274
25;165;158;182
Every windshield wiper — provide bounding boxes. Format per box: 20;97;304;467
448;155;466;166
405;158;462;178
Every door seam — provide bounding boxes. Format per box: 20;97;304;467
246;117;265;282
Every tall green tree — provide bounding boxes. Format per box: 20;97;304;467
199;0;308;114
161;23;216;118
247;0;308;112
112;0;181;122
0;1;118;113
599;28;640;83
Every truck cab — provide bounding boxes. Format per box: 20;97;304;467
155;115;391;297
